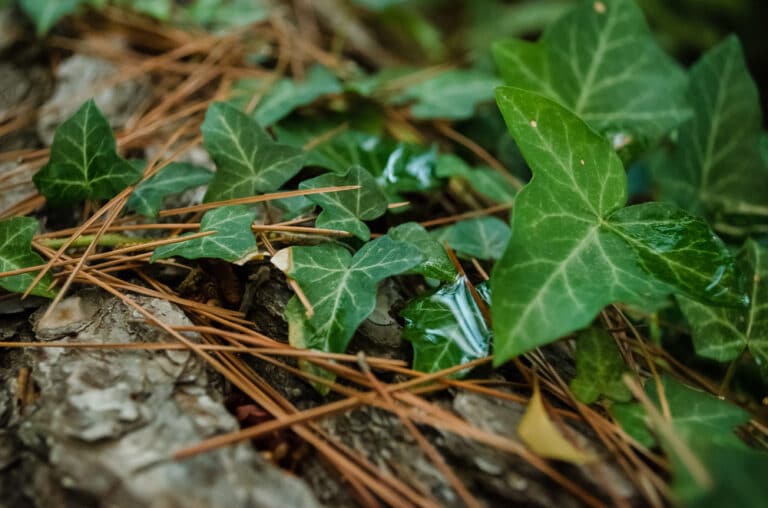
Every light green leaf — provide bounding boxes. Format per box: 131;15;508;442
236;66;342;127
395;69;500;120
493;0;688;143
388;222;456;281
433;217;510;261
127;162;212;218
299;166;388;241
151;205;256;262
33;99;141;206
570;328;631;404
202;102;304;202
272;235;423;354
677;240;768;367
19;0;82;34
653;36;768;226
0;217;55;298
491;87;743;364
436;154;517;204
401;277;491;375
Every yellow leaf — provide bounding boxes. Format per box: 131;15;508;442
517;380;597;464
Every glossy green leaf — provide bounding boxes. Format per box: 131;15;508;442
388;222;456;282
151;205;256;262
607;202;742;305
569;328;631;404
491;87;743;364
127;162;212;218
653;36;768;226
677;240;768;366
272;235;423;355
235;66;342;127
20;0;82;34
401;277;491;375
493;0;688;143
395;69;500;120
33;100;142;206
299;166;388;241
277;124;440;199
0;217;55;298
202;102;304;202
433;217;510;261
436;154;517;204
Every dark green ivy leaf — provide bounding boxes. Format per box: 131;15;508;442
276;123;440;200
273;234;423;355
435;154;517;204
33;99;142;206
236;65;342;127
299;166;388;241
0;217;56;298
677;240;768;370
653;36;768;230
19;0;82;34
432;217;511;261
570;328;631;404
127;162;212;218
493;0;689;144
388;222;456;281
394;69;501;120
401;277;491;375
202;102;304;202
151;205;256;262
611;376;765;507
491;87;743;364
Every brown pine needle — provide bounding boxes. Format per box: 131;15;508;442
158;185;361;217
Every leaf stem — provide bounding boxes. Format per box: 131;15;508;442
719;347;747;395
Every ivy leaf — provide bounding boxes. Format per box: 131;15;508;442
181;0;270;32
127;162;212;218
0;217;55;298
272;235;423;355
432;217;510;261
569;328;631;404
33;100;142;206
388;222;456;282
231;66;341;127
276;123;441;199
19;0;82;34
202;102;304;202
493;0;688;144
436;154;517;204
653;36;768;227
299;166;388;241
401;277;490;375
677;240;768;368
151;205;256;262
612;375;750;451
395;69;500;120
611;376;764;506
607;202;742;305
491;87;744;364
